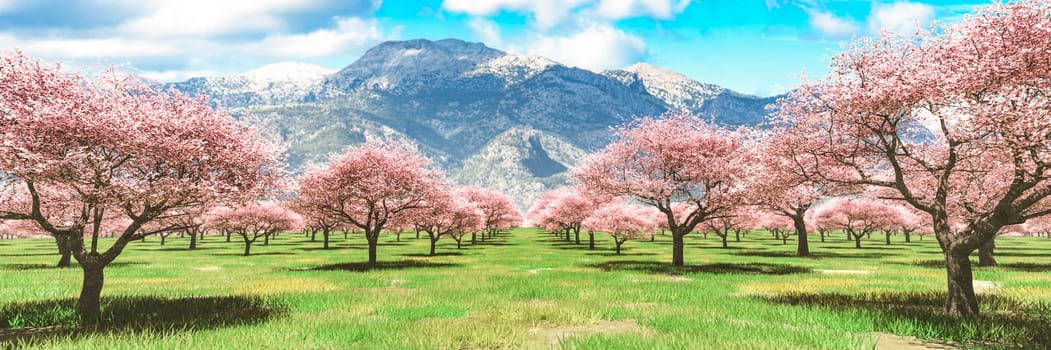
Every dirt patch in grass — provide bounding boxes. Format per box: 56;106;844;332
356;279;412;293
872;333;961;349
665;275;692;282
815;269;871;275
973;280;1000;294
623;302;662;310
193;266;221;272
523;319;650;348
526;268;554;274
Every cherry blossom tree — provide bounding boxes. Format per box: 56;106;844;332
295;141;444;264
583;201;657;254
752;134;851;255
0;52;282;322
207;202;299;256
400;187;478;255
292;184;344;250
575;114;756;266
812;198;895;249
754;211;795;245
527;187;598;247
776;1;1051;316
704;208;750;248
459;186;521;239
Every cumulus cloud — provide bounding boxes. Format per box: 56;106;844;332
868;1;935;35
0;33;182;58
526;24;646;71
118;0;309;38
594;0;691;20
0;0;391;81
442;0;588;30
443;0;689;29
807;10;858;38
468;18;503;47
250;17;387;58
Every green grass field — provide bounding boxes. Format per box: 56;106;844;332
1;229;1049;349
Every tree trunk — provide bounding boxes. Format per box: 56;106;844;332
792;214;809;257
456;238;462;249
846;232;852;241
819;231;825;243
189;232;197;250
885;232;892;245
854;234;862;249
945;251;979;317
781;233;787;245
263;233;269;246
55;235;73;268
415;228;420;239
721;234;728;248
323;229;330;249
226;231;231;242
160;234;166;246
588;232;595;250
735;230;741;242
310;230;317;242
978;236;997;267
615;240;623;254
430;238;437;256
904;230;911;243
672;231;685;266
367;234;378;264
574;228;580;244
243;241;252;256
78;262;105;324
396;230;401;242
472;232;477;244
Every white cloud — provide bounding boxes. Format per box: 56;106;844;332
594;0;691;20
526;24;646;71
118;0;318;38
443;0;588;29
468;18;503;47
0;33;182;59
442;0;692;29
868;2;935;35
808;10;858;38
136;68;226;83
251;17;387;58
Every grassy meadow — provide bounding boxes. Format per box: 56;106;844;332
1;229;1050;349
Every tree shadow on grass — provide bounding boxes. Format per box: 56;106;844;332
0;252;60;257
0;262;147;271
400;252;465;257
824;245;904;251
997;262;1051;273
732;250;893;259
208;252;295;257
756;290;1051;348
0;295;283;347
293;260;461;272
469;241;515;247
297;246;365;252
994;252;1051;258
583;251;657;257
153;247;222;252
585;260;811;275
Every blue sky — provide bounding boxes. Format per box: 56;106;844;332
0;0;990;96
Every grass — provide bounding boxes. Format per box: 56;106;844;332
0;230;1050;349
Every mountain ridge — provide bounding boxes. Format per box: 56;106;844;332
168;38;780;209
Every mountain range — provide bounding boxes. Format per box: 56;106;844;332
169;38;780;210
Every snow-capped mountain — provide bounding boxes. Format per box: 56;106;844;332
169;38;779;209
172;62;334;108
